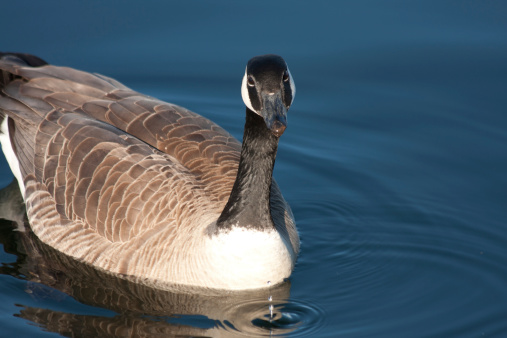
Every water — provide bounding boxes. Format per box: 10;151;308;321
1;1;507;336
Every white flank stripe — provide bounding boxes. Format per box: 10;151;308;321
0;117;25;197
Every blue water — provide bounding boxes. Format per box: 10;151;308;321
1;1;507;336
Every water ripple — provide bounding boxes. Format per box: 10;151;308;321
290;188;507;335
220;298;325;337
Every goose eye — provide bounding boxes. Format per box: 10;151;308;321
283;71;289;82
247;76;255;87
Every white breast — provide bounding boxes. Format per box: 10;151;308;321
198;227;296;290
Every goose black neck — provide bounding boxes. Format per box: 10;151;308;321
216;109;279;231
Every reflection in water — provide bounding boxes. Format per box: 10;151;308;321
0;181;318;337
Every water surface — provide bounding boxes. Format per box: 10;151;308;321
1;1;507;336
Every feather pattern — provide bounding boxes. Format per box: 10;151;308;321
0;54;299;290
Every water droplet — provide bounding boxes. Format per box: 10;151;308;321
225;298;325;337
268;295;272;302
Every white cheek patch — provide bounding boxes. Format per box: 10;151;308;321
241;68;255;112
287;67;296;105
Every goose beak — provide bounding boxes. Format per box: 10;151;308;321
261;92;287;137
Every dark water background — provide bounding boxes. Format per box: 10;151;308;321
1;1;507;336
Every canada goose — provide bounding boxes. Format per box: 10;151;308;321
0;53;299;290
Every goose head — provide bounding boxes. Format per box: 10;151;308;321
241;54;296;137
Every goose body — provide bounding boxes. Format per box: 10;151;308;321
0;53;299;290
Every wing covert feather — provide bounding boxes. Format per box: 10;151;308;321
4;63;241;203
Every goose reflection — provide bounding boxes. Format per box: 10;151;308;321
0;180;296;337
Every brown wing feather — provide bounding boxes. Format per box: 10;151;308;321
19;106;215;247
6;63;240;205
